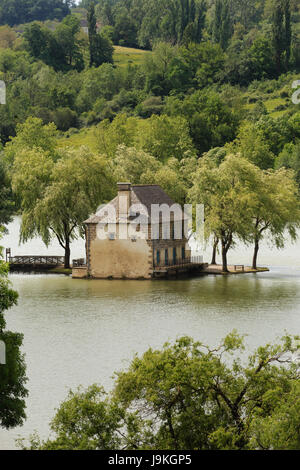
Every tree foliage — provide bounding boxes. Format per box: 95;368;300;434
24;17;84;72
0;160;14;230
0;0;71;27
20;332;300;450
10;118;115;268
88;1;113;67
189;153;300;271
0;240;27;429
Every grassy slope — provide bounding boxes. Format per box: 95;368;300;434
113;45;151;67
244;75;298;119
245;96;290;118
58;127;99;152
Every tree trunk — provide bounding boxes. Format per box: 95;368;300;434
64;238;71;269
221;242;229;273
252;239;259;270
211;237;219;265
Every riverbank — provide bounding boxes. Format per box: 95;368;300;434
49;267;72;275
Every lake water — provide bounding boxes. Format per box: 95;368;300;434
0;218;300;449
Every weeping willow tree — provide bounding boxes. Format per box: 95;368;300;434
12;146;115;268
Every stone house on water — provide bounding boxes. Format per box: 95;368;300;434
72;183;204;279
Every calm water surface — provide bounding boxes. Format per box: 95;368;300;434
0;218;300;449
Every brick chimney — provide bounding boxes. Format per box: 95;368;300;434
117;182;131;219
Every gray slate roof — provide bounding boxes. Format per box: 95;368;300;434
84;184;186;224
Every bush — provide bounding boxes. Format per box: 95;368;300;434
136;96;163;118
52;108;78;132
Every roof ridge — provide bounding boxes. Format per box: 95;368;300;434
131;184;161;187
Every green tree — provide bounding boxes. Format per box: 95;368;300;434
24;23;67;71
275;142;300;186
283;0;292;69
0;240;27;429
136;114;195;161
247;167;300;269
113;11;138;47
228;123;275;170
213;0;222;45
213;0;233;50
220;0;232;50
22;385;125;450
150;158;190;204
76;63;119;113
4;117;59;167
250;381;300;450
112;144;161;184
88;1;113;67
54;15;84;72
195;0;207;43
95;114;138;159
21;332;300;450
165;90;239;155
111;145;189;204
0;0;71;27
12;146;114;268
255;115;293;155
272;0;291;75
0;160;14;230
189;154;257;272
0;25;17;49
143;42;177;96
96;113;196;161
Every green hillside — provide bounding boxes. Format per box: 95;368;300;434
113;46;151;68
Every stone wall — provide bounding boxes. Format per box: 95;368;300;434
87;223;152;279
72;267;88;279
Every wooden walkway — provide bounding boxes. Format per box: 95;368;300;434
9;255;65;270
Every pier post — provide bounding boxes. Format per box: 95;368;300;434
5;248;11;263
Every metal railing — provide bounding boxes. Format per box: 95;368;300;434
234;265;245;272
72;258;86;267
9;256;65;266
154;256;203;269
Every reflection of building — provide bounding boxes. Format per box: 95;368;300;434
0;80;6;105
73;183;204;279
0;340;5;365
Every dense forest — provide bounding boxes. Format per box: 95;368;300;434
0;0;300;269
0;0;299;143
0;0;72;27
